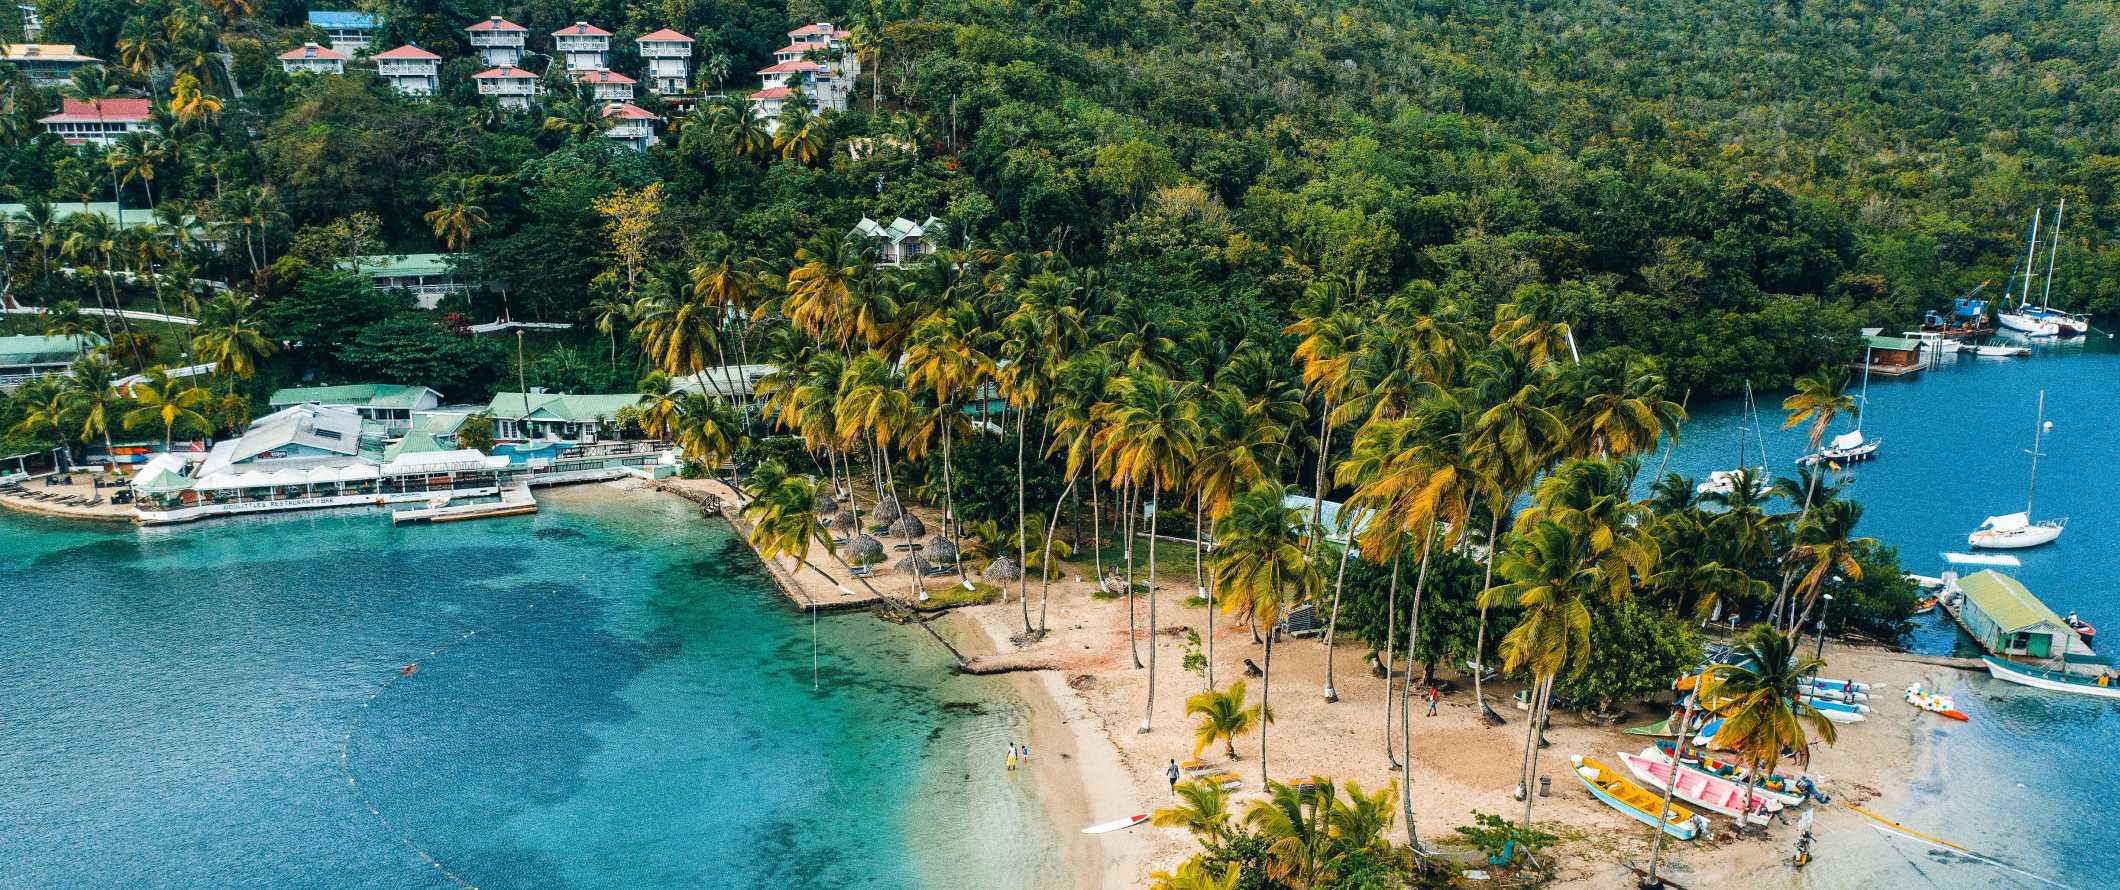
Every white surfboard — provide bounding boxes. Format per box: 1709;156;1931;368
1081;813;1149;834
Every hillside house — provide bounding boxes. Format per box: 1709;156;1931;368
466;16;527;67
552;21;610;70
576;68;635;101
636;28;693;93
375;44;441;95
601;102;659;151
474;66;539;109
852;216;944;265
307;10;378;53
279;42;348;75
37;97;153;146
2;42;97;85
268;384;444;433
0;333;101;390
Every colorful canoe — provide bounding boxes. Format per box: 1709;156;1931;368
1570;755;1707;840
1619;749;1780;824
1649;741;1807;806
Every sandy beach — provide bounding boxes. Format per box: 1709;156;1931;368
627;476;1962;888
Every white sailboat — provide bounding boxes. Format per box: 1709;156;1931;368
2021;199;2091;335
1969;390;2066;549
1697;381;1769;497
1996;208;2062;336
1799;349;1879;465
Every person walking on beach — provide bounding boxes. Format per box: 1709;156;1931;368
1007;743;1018;771
1425;685;1439;716
1166;759;1181;793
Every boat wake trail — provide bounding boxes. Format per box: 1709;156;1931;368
339;629;483;890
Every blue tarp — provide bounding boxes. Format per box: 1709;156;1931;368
1954;298;1987;318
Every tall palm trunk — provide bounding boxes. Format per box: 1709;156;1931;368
1124;478;1142;668
1141;479;1159;732
1381;548;1403;767
1016;405;1031;631
1776;470;1825;631
1038;469;1080;635
1321;525;1353;702
1309;399;1332;556
1090;442;1104;586
1471;509;1501;715
1196;499;1211;691
1401;531;1436;856
1518;674;1554;828
1260;613;1274;786
940;397;964;584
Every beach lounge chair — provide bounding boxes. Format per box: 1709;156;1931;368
924;564;954;578
847;563;874;578
82;496;103;507
1274;602;1321;639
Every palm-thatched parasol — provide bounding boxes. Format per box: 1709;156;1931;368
814;492;839;514
888;513;926;539
895;553;935;576
831;511;859;534
922;535;959;564
846;533;884;561
873;495;903;523
983;555;1024;582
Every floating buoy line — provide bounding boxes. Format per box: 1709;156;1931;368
339;628;484;890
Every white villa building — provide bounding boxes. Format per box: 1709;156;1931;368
602;103;659;151
268;384;444;433
2;42;98;85
306;10;378;53
375;44;441;95
636;28;693;94
749;22;859;121
577;68;635;101
474;66;539;109
552;21;610;70
466;16;527;67
852;216;944;265
344;253;470;308
279;42;348;75
37;97;153;145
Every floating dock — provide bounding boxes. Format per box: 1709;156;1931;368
392;484;537;524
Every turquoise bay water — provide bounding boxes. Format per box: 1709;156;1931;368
0;487;1066;889
1656;336;2120;889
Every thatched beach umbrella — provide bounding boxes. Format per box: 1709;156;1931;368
983;556;1024;582
814;492;839;514
895;554;935;576
846;533;884;561
831;511;859;535
922;535;959;564
873;495;903;523
888;514;927;539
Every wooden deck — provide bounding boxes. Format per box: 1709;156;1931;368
391;483;538;524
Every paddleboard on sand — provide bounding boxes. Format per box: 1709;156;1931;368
1083;813;1149;834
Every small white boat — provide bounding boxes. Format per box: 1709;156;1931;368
1799;676;1870;694
1902;331;1962;354
1974;341;2032;356
1904;573;1946;590
1797;684;1868;703
1985;656;2120;700
1803;695;1870;714
1968;512;2065;549
1797;430;1880;466
1695;468;1768;498
1995;312;2059;337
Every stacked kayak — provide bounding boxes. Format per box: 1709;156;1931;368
1803;696;1869;723
1904;682;1970;721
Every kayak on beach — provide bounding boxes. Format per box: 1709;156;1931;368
1082;813;1149;834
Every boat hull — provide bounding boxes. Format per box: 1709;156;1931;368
1618;750;1778;824
1798;439;1880;466
1996;312;2059;336
1571;756;1702;840
1648;742;1807;806
1984;656;2120;700
1968;522;2065;549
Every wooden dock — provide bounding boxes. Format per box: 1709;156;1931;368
392;484;537;524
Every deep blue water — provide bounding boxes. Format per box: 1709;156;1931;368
0;487;1066;889
1656;334;2120;889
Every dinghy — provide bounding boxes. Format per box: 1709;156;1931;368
1803;695;1870;714
1800;677;1870;694
1570;755;1707;840
1802;697;1867;724
1081;813;1148;834
1797;684;1868;703
1619;749;1781;824
1650;741;1808;806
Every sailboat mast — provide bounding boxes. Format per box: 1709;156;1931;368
1736;381;1749;469
2022;208;2042;309
2027;390;2045;517
2042;198;2064;309
1856;347;1871;434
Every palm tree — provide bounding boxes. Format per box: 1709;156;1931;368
168;73;223;129
1147;859;1239;890
1244;777;1397;887
109;132;160;212
8;376;77;467
542;94;610;138
1465;347;1567;714
703;95;771;157
903;306;992;581
1152;779;1233;841
1185;680;1269;760
784;235;876;346
1785;498;1872;639
1189;382;1297;689
741;462;839;580
1211;482;1317;784
671;392;747;470
190;292;275;379
587;293;633;368
1097;370;1201;732
1285;307;1365;558
1772;369;1857;627
122;369;211;448
1698;628;1837;835
65;66;127;227
773;101;827;164
632;291;724;397
424;190;489;253
1479;519;1602;834
61;354;124;471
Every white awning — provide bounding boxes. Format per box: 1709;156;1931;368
307;465;344;485
340;464;381;481
267;468;312;486
383;448;496;476
194;473;242;491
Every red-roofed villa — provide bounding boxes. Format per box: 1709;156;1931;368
466;16;528;67
278;42;348;75
375;44;441;95
38;97;153;146
553;21;611;70
637;28;694;94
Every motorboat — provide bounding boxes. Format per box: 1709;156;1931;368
1695;468;1768;498
1984;656;2120;700
1648;741;1809;807
2066;611;2096;642
1973;340;2032;357
1902;331;1962;355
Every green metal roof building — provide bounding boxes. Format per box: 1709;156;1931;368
340;253;469;308
486;392;641;442
0;333;101;389
269;384;443;432
1954;570;2086;660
